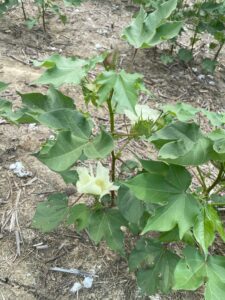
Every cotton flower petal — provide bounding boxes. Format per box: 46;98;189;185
124;104;160;124
76;162;119;199
96;162;110;179
135;105;160;122
76;167;92;184
77;180;102;195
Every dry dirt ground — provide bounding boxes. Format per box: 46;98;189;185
0;0;225;299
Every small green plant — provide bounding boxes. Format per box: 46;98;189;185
123;0;183;64
0;0;82;31
1;53;225;299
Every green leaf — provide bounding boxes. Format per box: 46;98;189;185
59;169;78;185
137;251;179;295
25;18;37;29
207;129;225;161
206;205;225;243
32;193;68;232
0;99;12;114
193;207;215;256
142;194;199;238
122;7;151;49
83;128;114;159
160;54;174;65
35;128;114;172
67;204;90;231
117;185;144;224
34;54;87;87
120;159;141;173
96;70;143;113
163;103;199;122
0;99;34;124
150;121;212;165
149;21;183;47
178;48;193;63
140;159;169;175
125;164;191;204
202;58;217;73
174;247;225;300
38;109;92;137
129;238;179;294
19;86;75;115
34;54;105;87
173;247;205;291
128;237;162;271
0;0;19;15
0;81;9;92
159;226;195;245
88;209;127;254
202;110;225;127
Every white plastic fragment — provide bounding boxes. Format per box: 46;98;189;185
83;276;93;288
28;123;38;130
95;43;102;50
9;161;32;178
70;282;83;293
49;267;97;277
197;74;205;80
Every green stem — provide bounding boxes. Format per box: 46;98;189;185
132;48;138;65
206;165;224;194
190;1;203;52
42;3;46;32
21;1;27;21
69;194;84;207
115;138;132;159
214;41;225;61
196;166;207;193
107;97;116;203
191;26;199;52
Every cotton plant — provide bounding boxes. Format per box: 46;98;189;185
1;51;225;300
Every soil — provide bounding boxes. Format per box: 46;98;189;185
0;0;225;299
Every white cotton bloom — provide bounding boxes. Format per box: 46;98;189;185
124;104;160;124
76;162;119;199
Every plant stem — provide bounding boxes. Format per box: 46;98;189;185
42;2;46;32
132;48;138;64
129;48;138;71
69;194;84;207
196;166;207;192
214;41;225;61
117;157;133;172
170;44;174;55
191;26;199;52
21;1;27;21
107;98;116;203
190;1;203;52
206;164;224;194
115;138;132;159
